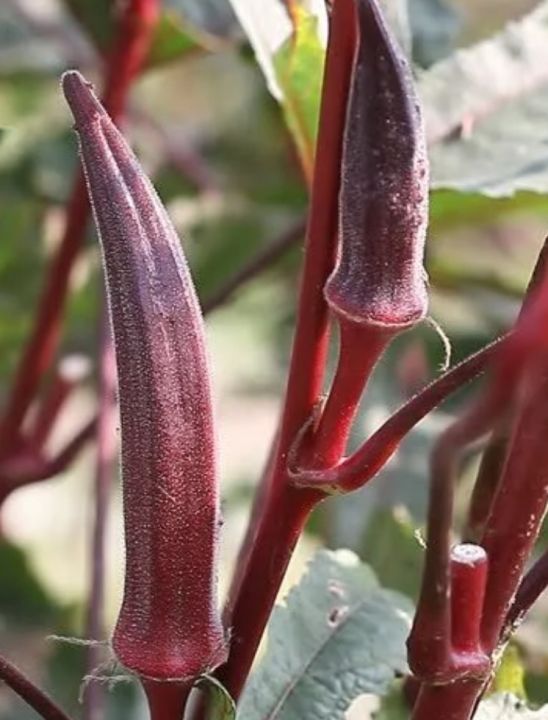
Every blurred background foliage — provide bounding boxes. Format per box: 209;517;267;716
1;0;548;717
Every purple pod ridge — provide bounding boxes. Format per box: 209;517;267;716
62;71;227;681
325;0;429;330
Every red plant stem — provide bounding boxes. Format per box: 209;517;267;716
505;548;548;632
0;185;88;452
411;681;483;720
29;356;90;449
217;486;321;699
83;312;117;720
464;420;510;542
217;325;387;700
0;0;158;453
209;0;358;704
408;390;502;683
142;680;192;720
0;654;73;720
413;354;548;720
450;544;488;656
12;418;97;487
304;323;389;469
480;359;548;651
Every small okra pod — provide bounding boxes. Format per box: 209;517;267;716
325;0;429;331
62;71;227;682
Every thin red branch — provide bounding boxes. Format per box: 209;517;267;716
29;355;91;449
202;217;307;315
505;549;548;632
0;654;73;720
22;417;97;484
82;312;117;720
464;420;510;542
0;0;158;452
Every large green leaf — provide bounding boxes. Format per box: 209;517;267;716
421;1;548;197
237;549;412;720
476;694;548;719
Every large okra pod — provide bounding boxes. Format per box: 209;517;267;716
62;71;227;681
325;0;429;329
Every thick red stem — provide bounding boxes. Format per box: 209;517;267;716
218;487;320;699
210;0;358;703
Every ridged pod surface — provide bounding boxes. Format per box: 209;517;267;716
62;71;227;680
324;0;429;329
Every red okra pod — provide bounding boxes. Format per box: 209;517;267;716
62;71;227;681
324;0;429;330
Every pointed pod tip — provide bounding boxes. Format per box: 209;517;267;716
62;70;105;129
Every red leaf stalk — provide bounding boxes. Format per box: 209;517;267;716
63;71;227;715
0;0;158;454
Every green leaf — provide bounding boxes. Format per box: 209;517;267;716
196;676;236;720
229;0;325;182
273;7;324;182
361;509;423;601
421;1;548;197
476;694;548;719
490;645;526;700
237;549;412;720
146;11;200;66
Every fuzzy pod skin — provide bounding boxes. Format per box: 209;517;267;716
62;71;227;681
324;0;429;329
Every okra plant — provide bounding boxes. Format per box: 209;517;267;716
2;1;548;720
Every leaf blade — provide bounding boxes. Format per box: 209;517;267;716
238;550;412;720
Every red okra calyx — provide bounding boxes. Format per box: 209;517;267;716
62;71;227;681
324;0;429;330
